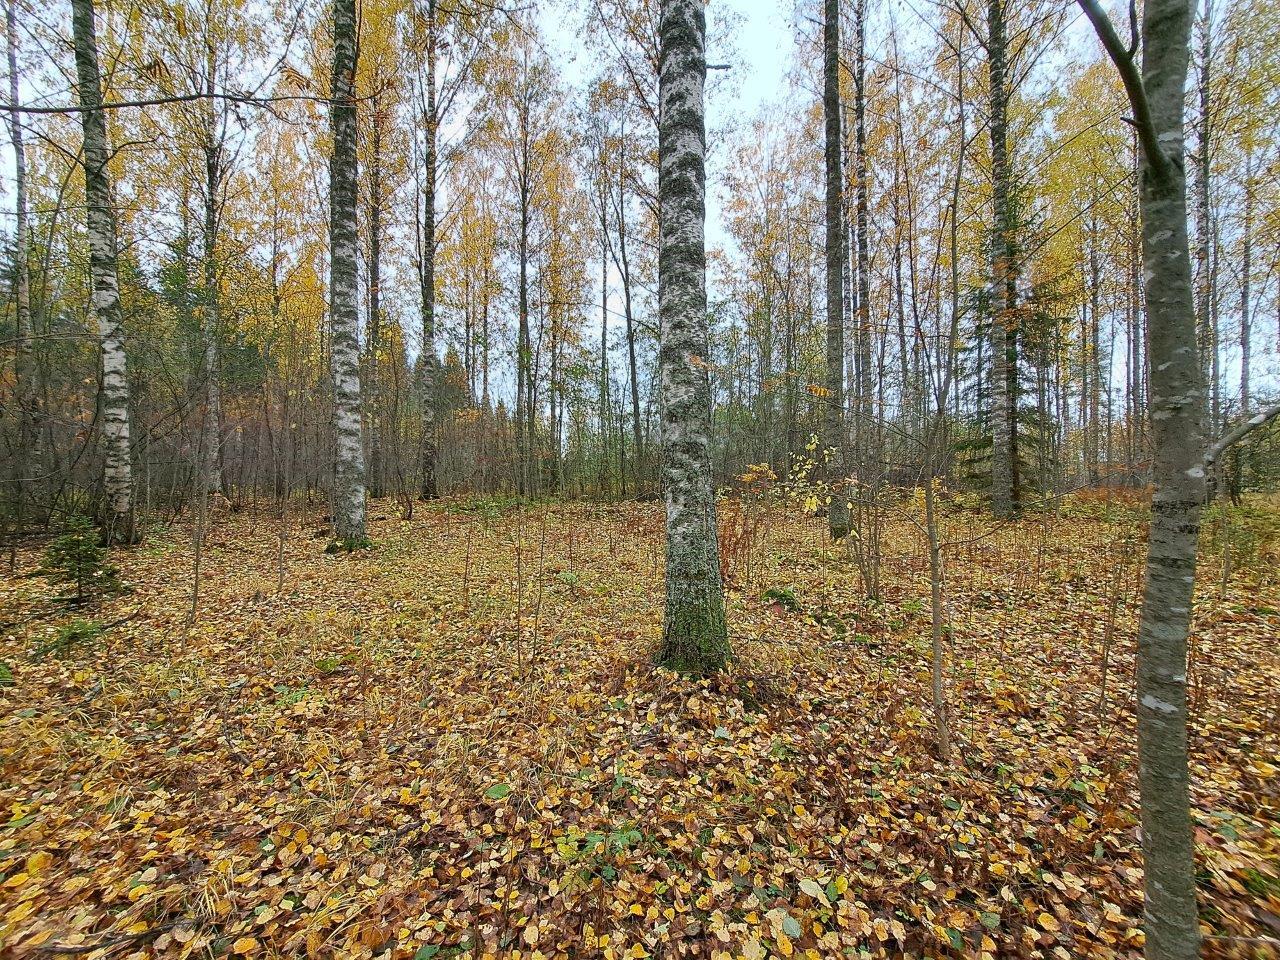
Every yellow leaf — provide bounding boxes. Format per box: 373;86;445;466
232;937;259;954
4;872;29;888
26;851;53;874
798;878;827;903
775;932;794;956
1038;912;1060;933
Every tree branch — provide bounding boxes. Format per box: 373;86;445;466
1074;0;1171;183
1205;402;1280;467
0;91;386;115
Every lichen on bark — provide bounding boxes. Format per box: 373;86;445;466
654;0;730;676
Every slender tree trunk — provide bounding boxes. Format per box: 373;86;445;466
987;0;1019;517
368;98;384;498
853;0;872;471
822;0;849;540
517;188;531;495
327;0;367;545
1089;220;1102;480
1194;0;1213;438
599;223;611;493
655;0;729;676
420;4;440;501
1240;145;1252;417
7;0;40;518
616;134;645;491
70;0;136;543
201;34;224;497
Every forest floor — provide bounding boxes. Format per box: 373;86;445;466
1;495;1278;960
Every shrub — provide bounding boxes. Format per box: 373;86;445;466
35;619;105;660
38;516;123;603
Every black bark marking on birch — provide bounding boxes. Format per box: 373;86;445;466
655;0;729;676
327;0;368;546
71;0;136;544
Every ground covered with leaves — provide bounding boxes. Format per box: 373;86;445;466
2;496;1278;959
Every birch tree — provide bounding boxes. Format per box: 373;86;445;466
986;0;1020;517
654;0;729;675
822;0;850;541
70;0;137;544
328;0;368;546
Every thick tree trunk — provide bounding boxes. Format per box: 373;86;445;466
70;0;136;543
1079;0;1205;953
987;0;1019;517
7;0;40;517
654;0;729;676
327;0;367;545
822;0;850;541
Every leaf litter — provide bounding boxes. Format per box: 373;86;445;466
1;500;1277;958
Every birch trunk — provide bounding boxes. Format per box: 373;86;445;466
655;0;729;676
70;0;136;543
822;0;850;541
327;0;368;545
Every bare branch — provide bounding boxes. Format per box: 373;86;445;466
1205;403;1280;467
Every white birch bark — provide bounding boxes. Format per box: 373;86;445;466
70;0;136;543
327;0;367;545
654;0;729;675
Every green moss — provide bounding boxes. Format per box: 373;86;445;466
325;536;372;554
657;599;730;676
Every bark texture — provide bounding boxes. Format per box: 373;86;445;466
71;0;136;543
1079;0;1205;953
822;0;850;541
1131;6;1204;946
327;0;368;545
654;0;729;676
